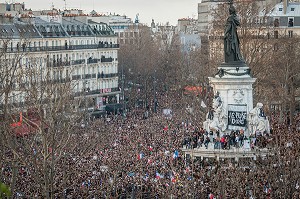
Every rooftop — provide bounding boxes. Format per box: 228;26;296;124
269;2;300;17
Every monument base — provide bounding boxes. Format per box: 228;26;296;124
203;62;256;137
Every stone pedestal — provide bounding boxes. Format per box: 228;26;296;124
208;62;256;136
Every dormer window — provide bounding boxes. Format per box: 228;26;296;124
279;8;283;11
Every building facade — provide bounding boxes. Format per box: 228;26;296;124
197;0;281;35
0;3;120;115
88;12;142;45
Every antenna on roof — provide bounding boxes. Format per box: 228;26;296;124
63;0;67;10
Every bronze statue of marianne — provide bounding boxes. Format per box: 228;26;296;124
224;0;244;63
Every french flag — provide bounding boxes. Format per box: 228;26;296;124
171;175;176;183
137;152;144;160
163;126;168;131
149;145;153;151
173;150;179;159
143;173;149;181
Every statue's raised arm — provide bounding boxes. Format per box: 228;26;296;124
224;0;244;63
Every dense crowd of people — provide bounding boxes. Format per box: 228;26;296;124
1;96;300;198
182;128;274;150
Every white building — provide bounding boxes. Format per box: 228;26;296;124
0;4;120;115
88;12;142;44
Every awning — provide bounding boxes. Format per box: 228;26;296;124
11;124;32;137
184;86;203;95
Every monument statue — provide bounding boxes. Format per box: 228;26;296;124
224;0;244;63
203;92;227;132
248;103;270;134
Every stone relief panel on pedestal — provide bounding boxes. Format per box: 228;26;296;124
233;89;244;104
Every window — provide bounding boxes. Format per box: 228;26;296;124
274;18;279;27
274;31;279;39
288;18;294;27
288;30;293;38
291;8;295;11
279;8;283;11
181;37;185;45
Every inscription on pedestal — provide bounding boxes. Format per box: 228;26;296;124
228;104;247;130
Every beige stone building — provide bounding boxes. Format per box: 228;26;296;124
0;3;121;116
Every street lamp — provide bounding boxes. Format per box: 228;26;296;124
121;65;126;118
153;69;157;113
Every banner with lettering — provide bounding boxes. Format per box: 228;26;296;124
228;104;247;130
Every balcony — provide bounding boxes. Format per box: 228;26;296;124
83;74;92;79
1;43;120;53
72;75;81;80
101;57;113;63
87;58;99;64
97;43;120;48
71;59;85;65
97;72;118;78
47;61;71;67
86;87;120;95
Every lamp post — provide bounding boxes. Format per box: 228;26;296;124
153;69;157;113
83;79;88;126
121;64;126;118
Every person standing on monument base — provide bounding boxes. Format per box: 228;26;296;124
224;2;244;63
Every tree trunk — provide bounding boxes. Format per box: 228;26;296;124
43;138;50;199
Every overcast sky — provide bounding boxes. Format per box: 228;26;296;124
24;0;199;25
